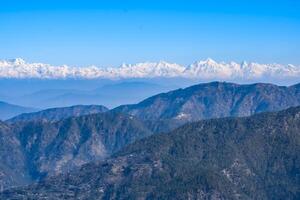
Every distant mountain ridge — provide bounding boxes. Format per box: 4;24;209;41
1;81;178;109
0;101;37;120
0;58;299;81
115;82;300;122
8;105;108;123
2;106;299;199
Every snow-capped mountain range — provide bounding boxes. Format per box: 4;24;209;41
0;58;299;80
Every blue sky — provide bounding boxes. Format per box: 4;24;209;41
0;0;299;66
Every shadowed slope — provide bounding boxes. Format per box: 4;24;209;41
2;106;299;199
115;82;300;122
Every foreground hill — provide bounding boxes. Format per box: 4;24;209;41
3;106;299;199
8;105;108;123
0;101;36;120
0;112;152;190
115;82;300;122
0;121;30;191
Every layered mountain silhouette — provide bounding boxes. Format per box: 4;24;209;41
0;101;36;120
8;105;108;123
2;106;299;199
1;81;300;197
0;80;179;109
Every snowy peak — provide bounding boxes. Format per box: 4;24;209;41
116;61;185;78
9;58;26;65
201;58;218;65
0;58;299;80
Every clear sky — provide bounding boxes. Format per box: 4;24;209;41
0;0;299;66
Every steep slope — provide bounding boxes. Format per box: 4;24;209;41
0;101;36;120
0;112;152;190
114;82;300;122
3;106;299;199
8;105;108;123
12;112;152;182
0;121;30;191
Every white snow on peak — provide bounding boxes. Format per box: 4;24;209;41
116;61;185;78
0;58;299;80
10;58;26;65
